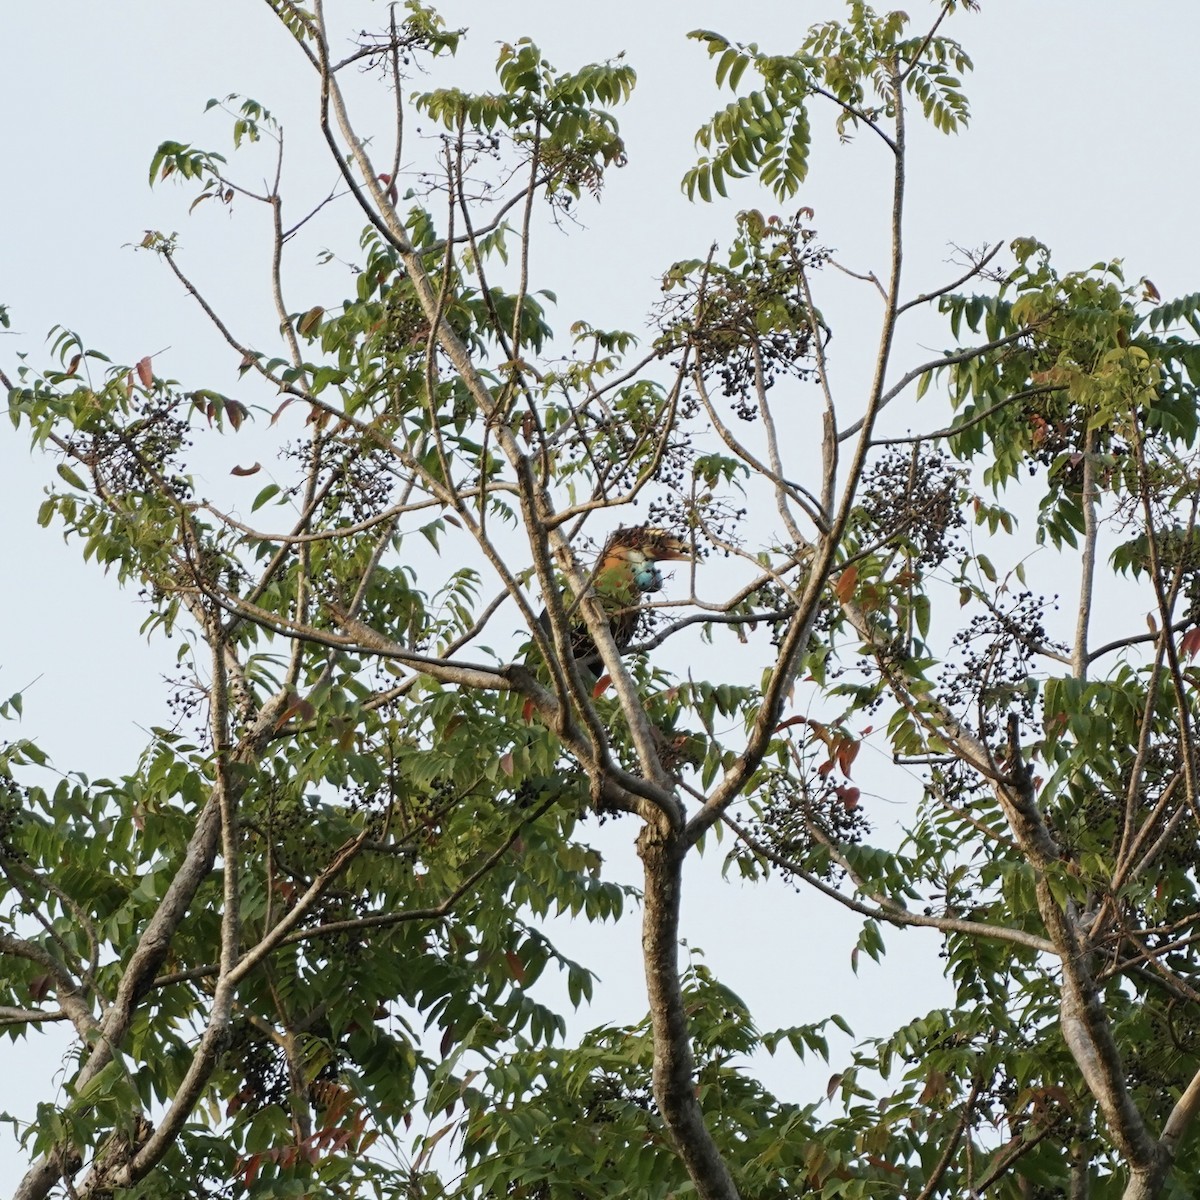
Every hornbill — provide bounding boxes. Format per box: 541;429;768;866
538;526;691;675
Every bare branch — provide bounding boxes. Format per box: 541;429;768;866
895;241;1003;315
840;327;1036;443
722;815;1054;954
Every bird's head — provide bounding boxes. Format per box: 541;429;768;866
599;526;691;597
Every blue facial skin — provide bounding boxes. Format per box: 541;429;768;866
633;562;664;593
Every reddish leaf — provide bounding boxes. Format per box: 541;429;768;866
230;462;261;476
826;1072;843;1100
835;737;860;777
274;693;316;730
592;674;612;697
66;353;82;376
505;950;527;986
521;697;535;723
834;785;861;811
499;752;514;776
865;1155;904;1175
834;565;858;604
270;397;294;424
28;974;52;1003
136;356;153;388
226;399;248;430
1181;627;1200;661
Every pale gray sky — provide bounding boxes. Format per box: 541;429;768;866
2;0;1198;1189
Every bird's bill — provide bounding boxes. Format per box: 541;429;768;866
652;537;692;562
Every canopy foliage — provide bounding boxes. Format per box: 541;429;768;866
5;3;1200;1199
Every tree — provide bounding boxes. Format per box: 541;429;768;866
5;2;1200;1198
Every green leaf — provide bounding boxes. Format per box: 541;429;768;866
56;463;87;491
250;483;281;512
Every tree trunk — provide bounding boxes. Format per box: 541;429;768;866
639;821;741;1200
